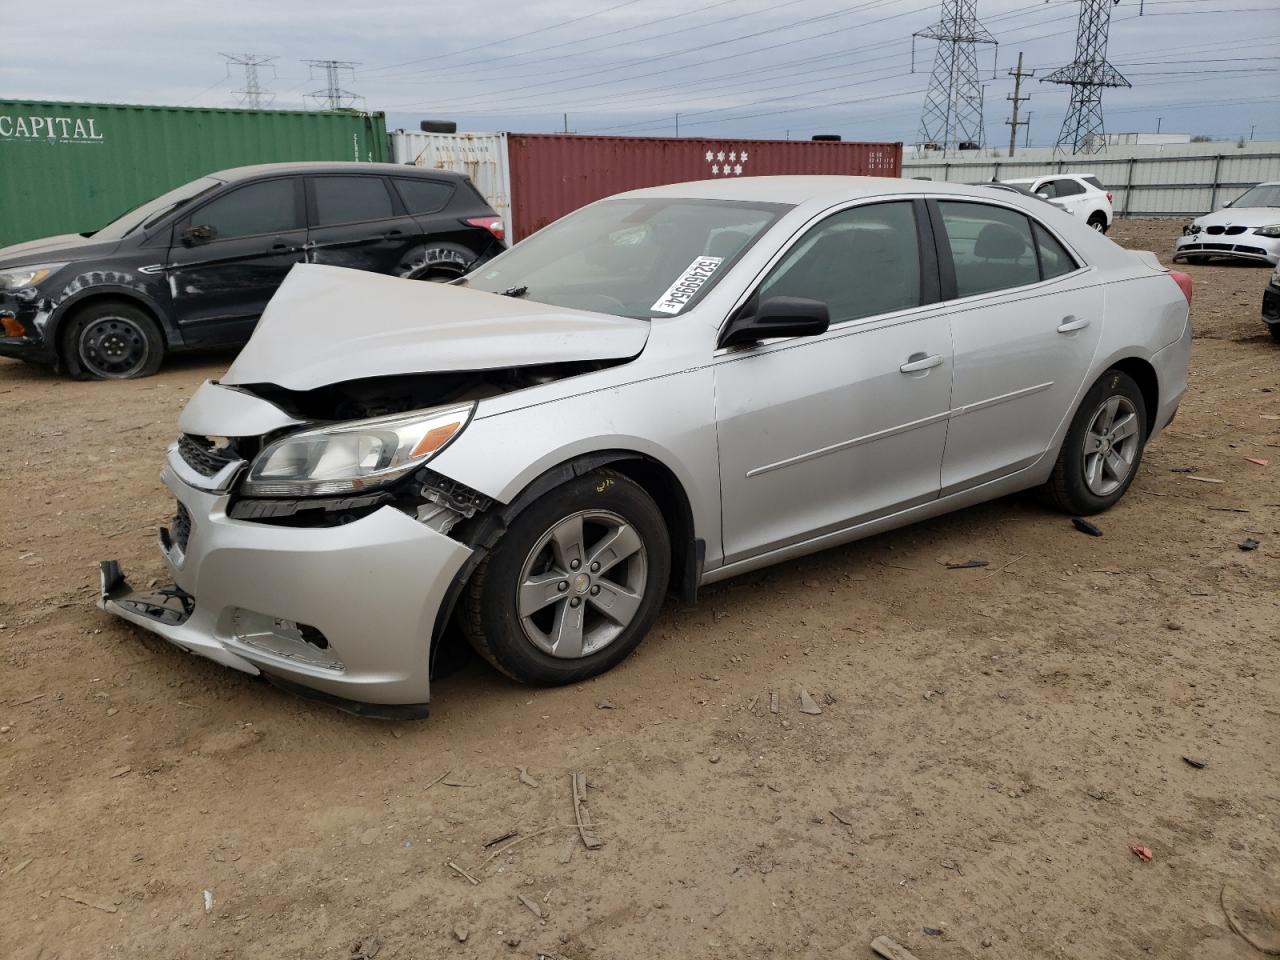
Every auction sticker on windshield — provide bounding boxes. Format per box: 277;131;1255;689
651;256;724;314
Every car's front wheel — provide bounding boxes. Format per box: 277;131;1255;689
1043;369;1148;515
463;470;670;685
62;300;165;380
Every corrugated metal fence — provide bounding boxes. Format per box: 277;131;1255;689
389;130;513;240
902;153;1280;217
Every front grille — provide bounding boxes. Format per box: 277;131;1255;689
178;434;236;478
172;501;192;552
1206;225;1223;235
1225;225;1247;236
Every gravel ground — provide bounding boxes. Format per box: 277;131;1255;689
1;219;1277;960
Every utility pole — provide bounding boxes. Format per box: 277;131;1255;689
1156;116;1163;133
913;0;998;154
675;113;679;137
221;53;276;108
1042;0;1130;154
304;60;361;111
1024;110;1033;147
1005;51;1034;157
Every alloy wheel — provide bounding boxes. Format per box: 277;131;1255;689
1082;396;1140;496
515;509;648;660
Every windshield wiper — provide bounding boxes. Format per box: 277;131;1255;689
500;285;529;298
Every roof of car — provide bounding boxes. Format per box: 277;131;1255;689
1002;174;1096;185
209;161;468;182
615;175;1024;205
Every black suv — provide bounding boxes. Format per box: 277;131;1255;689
0;162;506;378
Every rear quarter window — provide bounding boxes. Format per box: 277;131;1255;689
393;178;456;215
1082;176;1105;191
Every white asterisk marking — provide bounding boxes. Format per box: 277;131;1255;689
740;151;749;162
733;163;743;175
705;151;714;162
711;164;719;175
716;151;725;161
728;151;736;162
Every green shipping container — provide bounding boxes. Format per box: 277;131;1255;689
0;100;389;246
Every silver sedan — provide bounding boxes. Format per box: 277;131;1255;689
100;177;1193;717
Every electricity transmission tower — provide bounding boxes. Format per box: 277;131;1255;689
221;53;276;108
913;0;997;154
1042;0;1130;154
305;60;362;111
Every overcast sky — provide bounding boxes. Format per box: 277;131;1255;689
5;0;1278;147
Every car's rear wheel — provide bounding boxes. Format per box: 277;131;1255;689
1269;324;1280;343
1043;369;1148;515
403;242;476;283
62;300;165;380
1087;212;1108;233
463;470;670;685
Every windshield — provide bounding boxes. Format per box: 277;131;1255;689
91;177;223;240
1231;184;1280;208
464;198;789;318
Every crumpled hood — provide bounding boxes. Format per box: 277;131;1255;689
222;264;651;392
1193;207;1280;229
0;232;117;267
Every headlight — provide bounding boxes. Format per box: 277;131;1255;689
242;402;474;497
0;263;64;291
1253;224;1280;238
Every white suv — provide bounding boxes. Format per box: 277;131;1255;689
1001;174;1114;233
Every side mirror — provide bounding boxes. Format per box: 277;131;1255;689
182;224;214;246
1220;199;1234;208
719;296;830;348
1036;191;1051;200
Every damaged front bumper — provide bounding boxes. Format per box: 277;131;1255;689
99;451;473;717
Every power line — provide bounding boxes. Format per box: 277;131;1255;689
221;53;277;109
362;0;651;76
386;0;910;111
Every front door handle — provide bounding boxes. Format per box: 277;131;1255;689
900;352;943;374
1057;316;1091;333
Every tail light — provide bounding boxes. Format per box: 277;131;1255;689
464;216;505;242
1169;270;1193;304
1105;191;1113;204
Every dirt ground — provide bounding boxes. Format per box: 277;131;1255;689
2;220;1277;960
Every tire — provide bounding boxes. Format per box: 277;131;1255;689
463;469;671;686
1043;369;1148;515
1269;324;1280;344
62;300;165;380
401;242;476;283
1087;212;1108;233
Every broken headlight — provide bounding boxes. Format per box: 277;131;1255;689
242;402;474;497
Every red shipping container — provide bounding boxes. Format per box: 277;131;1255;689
506;133;902;241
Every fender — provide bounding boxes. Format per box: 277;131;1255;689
427;450;704;675
44;275;182;350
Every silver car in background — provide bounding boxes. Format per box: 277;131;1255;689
100;177;1193;717
1173;181;1280;266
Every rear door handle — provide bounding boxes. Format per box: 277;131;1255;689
900;353;943;373
1057;316;1090;333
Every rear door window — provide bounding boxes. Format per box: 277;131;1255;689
1053;178;1087;197
312;176;395;226
191;179;303;239
393;178;456;215
1081;176;1105;191
938;201;1040;297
